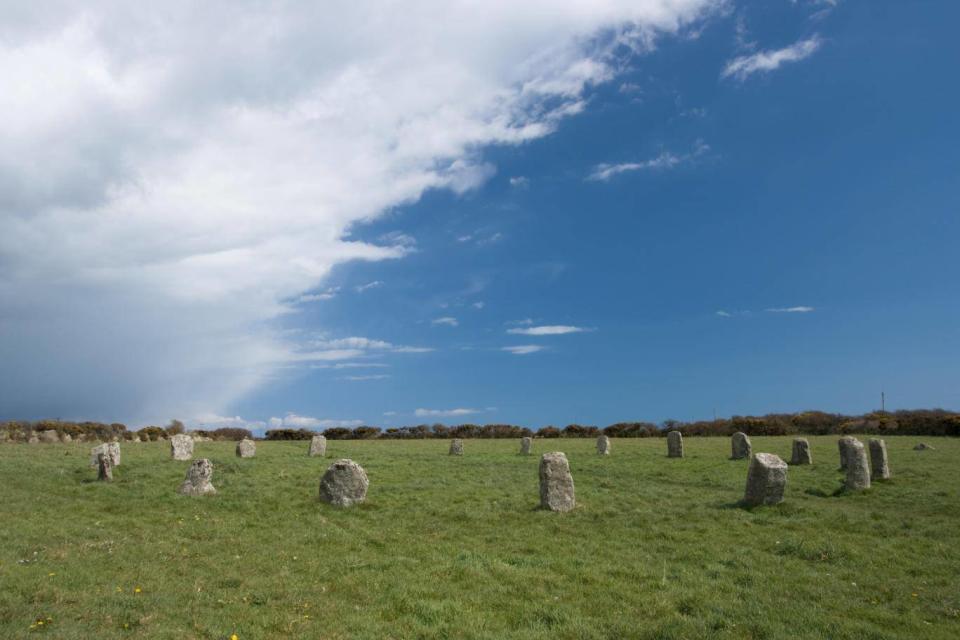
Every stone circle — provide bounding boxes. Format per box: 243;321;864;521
178;459;216;496
319;459;369;507
743;452;788;507
539;452;575;512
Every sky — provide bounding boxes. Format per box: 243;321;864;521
1;1;958;432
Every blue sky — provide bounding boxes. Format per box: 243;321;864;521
1;1;958;430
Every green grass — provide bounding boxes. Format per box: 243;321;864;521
1;436;958;639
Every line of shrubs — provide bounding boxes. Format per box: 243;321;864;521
4;409;959;443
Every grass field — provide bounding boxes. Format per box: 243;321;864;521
1;436;958;639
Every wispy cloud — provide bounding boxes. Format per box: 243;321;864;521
509;176;529;188
341;374;391;381
299;336;433;361
268;413;363;429
715;310;733;318
765;306;815;313
310;362;390;370
414;407;483;418
298;287;340;303
506;318;535;326
506;325;590;336
431;316;459;327
588;140;709;182
501;345;546;355
722;35;822;81
355;280;384;293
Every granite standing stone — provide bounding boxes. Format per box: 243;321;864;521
170;434;194;461
89;442;121;468
596;435;611;455
178;459;216;496
838;436;857;470
39;430;60;444
844;439;871;491
319;459;369;507
539;452;575;512
309;435;327;457
519;437;532;455
667;431;684;458
731;432;752;460
236;438;256;458
869;438;891;480
743;452;788;506
449;439;464;456
790;438;812;465
96;453;113;482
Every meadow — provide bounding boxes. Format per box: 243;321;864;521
1;436;958;639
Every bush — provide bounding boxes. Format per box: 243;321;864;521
264;429;315;441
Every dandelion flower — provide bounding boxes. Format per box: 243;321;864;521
230;634;239;640
134;587;142;594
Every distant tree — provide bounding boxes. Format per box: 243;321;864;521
165;419;185;436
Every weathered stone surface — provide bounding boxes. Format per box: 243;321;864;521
97;453;113;482
790;438;812;465
596;435;611;455
90;442;121;468
731;432;752;460
519;437;532;455
309;435;327;457
539;452;575;512
869;438;890;480
178;459;216;496
39;430;60;444
170;434;194;461
449;439;464;456
235;439;256;458
914;442;935;451
743;452;788;507
838;436;857;470
319;459;369;507
61;433;73;443
667;431;683;458
844;439;871;491
27;434;39;444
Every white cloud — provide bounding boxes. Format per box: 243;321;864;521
431;316;459;327
506;318;535;326
588;140;709;181
502;345;547;355
269;413;364;429
355;281;385;293
310;362;391;370
715;310;733;317
721;35;822;81
414;407;482;418
298;287;340;303
507;324;589;336
765;306;815;313
472;301;486;309
189;413;265;430
341;374;391;381
0;1;717;423
509;176;530;188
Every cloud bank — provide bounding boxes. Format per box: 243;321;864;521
0;1;715;424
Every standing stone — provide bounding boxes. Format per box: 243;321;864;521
667;431;683;458
743;453;788;507
790;438;812;465
731;432;752;460
308;435;327;457
28;434;39;444
539;452;575;512
170;434;194;461
596;435;611;455
62;433;73;444
89;442;121;468
96;453;113;482
844;439;871;491
39;430;60;444
519;437;532;455
869;438;891;480
177;459;216;496
449;439;464;456
235;438;256;458
838;436;858;470
319;459;369;507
